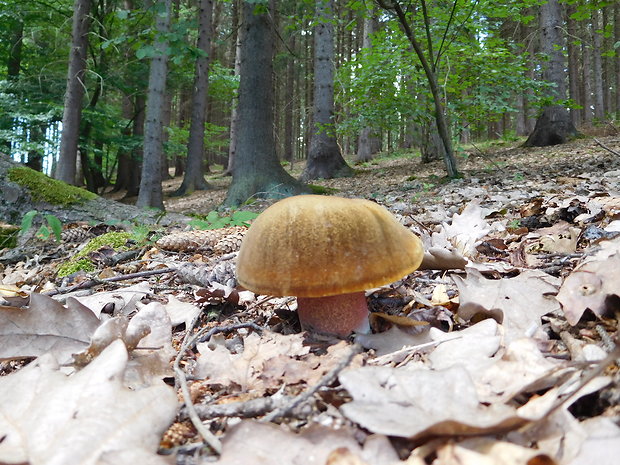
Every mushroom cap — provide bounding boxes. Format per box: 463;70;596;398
236;195;424;297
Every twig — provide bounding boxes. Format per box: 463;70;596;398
173;321;264;454
44;267;175;296
260;343;363;423
181;394;295;421
594;137;620;156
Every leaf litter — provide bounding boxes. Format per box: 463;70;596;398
0;135;619;464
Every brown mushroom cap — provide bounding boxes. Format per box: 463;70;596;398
236;195;424;297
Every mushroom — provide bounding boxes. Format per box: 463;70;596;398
236;195;424;337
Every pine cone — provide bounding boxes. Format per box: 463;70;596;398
213;226;247;254
61;228;94;243
157;226;247;253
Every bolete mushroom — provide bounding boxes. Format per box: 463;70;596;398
236;195;424;337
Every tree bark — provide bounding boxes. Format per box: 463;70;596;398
56;0;92;185
355;9;381;163
173;0;213;195
301;0;353;181
566;5;581;128
224;1;308;206
524;0;578;147
225;3;241;176
591;9;605;120
137;0;171;210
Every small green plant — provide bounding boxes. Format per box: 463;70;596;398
513;172;525;181
20;210;62;241
507;219;521;229
189;210;259;230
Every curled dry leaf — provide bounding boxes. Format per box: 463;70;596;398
0;340;177;465
452;268;561;343
557;243;620;325
0;293;100;363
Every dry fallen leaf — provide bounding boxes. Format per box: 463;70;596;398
453;268;560;343
0;339;177;465
0;293;100;363
214;420;400;465
557;238;620;325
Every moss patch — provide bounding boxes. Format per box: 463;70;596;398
56;231;131;278
8;166;98;206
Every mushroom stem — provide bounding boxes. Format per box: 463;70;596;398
296;292;370;337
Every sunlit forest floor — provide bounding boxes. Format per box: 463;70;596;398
156;130;620;216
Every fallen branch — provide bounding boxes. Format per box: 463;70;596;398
594;137;620;157
173;321;264;454
43;267;175;296
260;342;363;423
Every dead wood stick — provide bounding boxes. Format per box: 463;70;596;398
173;321;264;454
594;137;620;156
261;343;363;423
44;267;175;296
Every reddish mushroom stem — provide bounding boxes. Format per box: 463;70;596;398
296;291;370;337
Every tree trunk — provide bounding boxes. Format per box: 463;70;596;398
137;0;171;210
355;9;381;163
615;3;620;118
524;0;578;147
0;18;24;152
283;33;296;164
591;9;605;121
301;0;353;181
56;0;92;185
173;0;213;195
581;21;593;124
224;1;308;206
566;5;581;128
225;4;241;175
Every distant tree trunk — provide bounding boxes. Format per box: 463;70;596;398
591;9;605;121
566;5;581;128
224;0;308;206
0;18;23;152
524;0;578;147
581;21;593;124
137;0;171;210
173;0;213;195
225;6;241;176
377;0;458;177
283;33;296;164
56;0;92;185
616;3;620;118
356;9;381;163
301;0;353;181
602;5;613;116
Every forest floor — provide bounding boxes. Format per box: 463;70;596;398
1;130;620;465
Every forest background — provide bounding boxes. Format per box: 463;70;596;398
0;0;618;211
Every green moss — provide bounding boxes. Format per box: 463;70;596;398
8;166;98;206
77;231;131;258
307;184;339;195
57;258;96;278
56;231;131;278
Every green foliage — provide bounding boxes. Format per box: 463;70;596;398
307;184;339;195
165;122;228;161
189;210;259;230
19;210;62;241
8;166;98;205
0;223;20;249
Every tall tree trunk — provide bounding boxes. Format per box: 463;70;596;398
224;0;308;206
225;1;241;175
377;0;458;177
581;21;593;124
137;0;172;210
283;33;296;164
615;3;620;118
174;0;213;195
56;0;92;185
301;0;353;181
355;8;381;163
591;9;605;121
566;5;581;128
524;0;578;147
0;18;24;152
